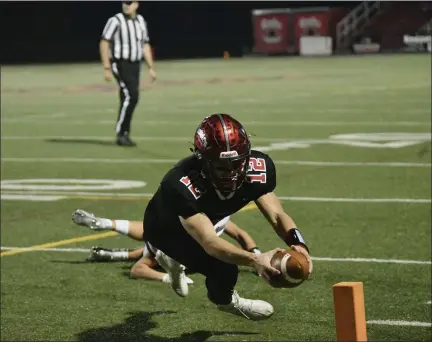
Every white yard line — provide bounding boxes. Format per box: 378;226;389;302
0;135;287;142
0;247;89;253
312;257;431;265
0;246;430;265
1;191;430;204
280;196;431;204
2;135;431;149
1;157;430;168
2;119;431;127
367;320;431;327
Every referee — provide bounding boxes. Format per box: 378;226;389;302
99;1;156;147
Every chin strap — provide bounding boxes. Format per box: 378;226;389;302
214;180;238;200
215;188;236;200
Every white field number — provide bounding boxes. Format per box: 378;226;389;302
1;179;147;202
255;132;431;152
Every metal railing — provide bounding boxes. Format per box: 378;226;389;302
336;1;384;50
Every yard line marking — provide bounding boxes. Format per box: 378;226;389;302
0;194;66;201
0;231;118;257
276;161;431;168
0;194;140;202
2;119;431;127
21;113;68;119
367;320;431;327
279;196;431;204
0;136;290;143
1;157;430;168
426;301;431;305
312;257;431;265
2;135;432;146
0;247;90;253
1;245;430;266
2;191;430;204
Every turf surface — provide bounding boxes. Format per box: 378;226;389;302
1;54;431;341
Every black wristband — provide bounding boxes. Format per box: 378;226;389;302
284;228;309;253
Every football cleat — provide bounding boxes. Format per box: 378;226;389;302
72;209;104;230
87;247;128;262
217;290;274;320
155;250;189;297
163;274;194;285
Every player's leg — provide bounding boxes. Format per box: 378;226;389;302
128;247;144;259
87;247;143;262
130;256;167;281
149;236;273;320
130;244;194;284
71;209;143;240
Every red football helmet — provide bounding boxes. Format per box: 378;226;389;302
193;113;251;195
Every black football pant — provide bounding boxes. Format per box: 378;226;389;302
111;60;141;136
144;215;238;305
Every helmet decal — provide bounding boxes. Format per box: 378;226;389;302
196;128;207;149
217;114;231;152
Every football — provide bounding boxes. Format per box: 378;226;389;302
269;249;309;288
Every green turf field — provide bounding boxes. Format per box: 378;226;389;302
1;54;431;341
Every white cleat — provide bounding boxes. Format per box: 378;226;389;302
155;250;189;297
72;209;104;230
164;274;194;285
217;290;274;320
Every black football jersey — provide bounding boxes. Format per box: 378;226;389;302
145;150;276;236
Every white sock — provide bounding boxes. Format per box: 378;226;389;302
110;251;129;261
114;220;130;235
99;218;113;229
162;274;171;283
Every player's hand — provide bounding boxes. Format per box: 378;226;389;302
291;244;313;278
252;248;283;283
148;67;157;83
104;69;113;82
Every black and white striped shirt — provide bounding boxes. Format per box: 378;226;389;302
101;13;149;62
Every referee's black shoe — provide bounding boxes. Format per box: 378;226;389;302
116;133;137;147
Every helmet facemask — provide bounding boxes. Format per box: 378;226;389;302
201;150;250;196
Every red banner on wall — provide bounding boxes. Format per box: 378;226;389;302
293;12;330;51
253;13;290;54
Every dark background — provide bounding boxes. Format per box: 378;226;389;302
1;1;359;64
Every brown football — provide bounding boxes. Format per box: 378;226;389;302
269;249;309;288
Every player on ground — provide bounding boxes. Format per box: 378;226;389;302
71;210;262;284
142;113;313;320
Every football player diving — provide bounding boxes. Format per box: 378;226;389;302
71;209;262;285
141;113;313;320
